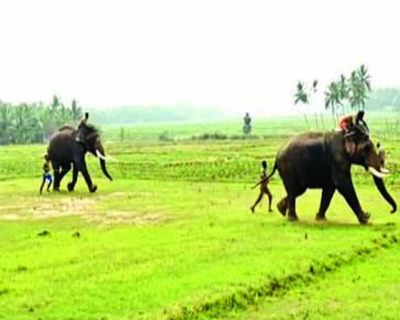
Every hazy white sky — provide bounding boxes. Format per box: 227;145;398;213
0;0;398;114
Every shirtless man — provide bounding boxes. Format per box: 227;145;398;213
250;160;273;213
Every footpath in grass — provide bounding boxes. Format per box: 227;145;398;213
0;178;399;320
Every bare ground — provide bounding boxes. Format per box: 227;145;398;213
0;192;168;225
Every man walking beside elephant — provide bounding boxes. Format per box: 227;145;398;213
250;160;273;214
39;154;52;194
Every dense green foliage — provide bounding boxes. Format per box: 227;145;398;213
0;96;82;145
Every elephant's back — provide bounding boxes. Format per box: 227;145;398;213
287;131;326;145
276;131;332;187
47;130;76;163
278;132;326;159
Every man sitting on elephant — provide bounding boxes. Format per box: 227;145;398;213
339;110;369;134
339;110;369;156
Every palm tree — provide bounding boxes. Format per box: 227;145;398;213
294;80;318;128
324;65;372;126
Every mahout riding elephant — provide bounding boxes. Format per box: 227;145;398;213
47;113;112;193
266;112;396;224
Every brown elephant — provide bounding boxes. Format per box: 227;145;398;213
47;113;112;193
266;114;396;224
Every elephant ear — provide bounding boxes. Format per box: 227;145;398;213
344;139;356;157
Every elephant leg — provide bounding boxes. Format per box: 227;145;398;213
68;163;78;192
52;163;61;191
316;186;335;221
335;174;369;224
280;174;305;221
57;164;71;190
277;197;288;216
287;188;306;221
77;160;97;193
287;195;298;221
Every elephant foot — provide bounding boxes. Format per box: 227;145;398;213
315;213;327;221
67;182;75;192
89;185;97;193
358;212;370;225
53;187;60;192
288;214;298;222
277;199;287;216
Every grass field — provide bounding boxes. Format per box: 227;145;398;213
1;115;400;320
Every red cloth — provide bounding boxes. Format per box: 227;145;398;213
339;115;353;131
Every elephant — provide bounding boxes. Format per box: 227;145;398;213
47;113;112;193
266;114;396;224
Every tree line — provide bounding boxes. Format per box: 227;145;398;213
0;96;82;145
294;65;400;129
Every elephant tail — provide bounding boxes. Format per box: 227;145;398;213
251;161;277;189
265;161;278;180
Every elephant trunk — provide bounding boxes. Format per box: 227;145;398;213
373;176;396;213
100;157;113;181
95;142;113;181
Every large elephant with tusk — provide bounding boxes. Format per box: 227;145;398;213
266;112;396;224
47;113;112;193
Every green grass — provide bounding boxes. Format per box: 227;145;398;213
217;240;400;320
0;115;400;320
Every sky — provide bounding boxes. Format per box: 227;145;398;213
0;0;398;115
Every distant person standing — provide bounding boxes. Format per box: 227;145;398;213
243;112;252;135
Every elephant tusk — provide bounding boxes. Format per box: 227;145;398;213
344;131;356;138
96;149;107;161
380;168;390;174
368;167;388;179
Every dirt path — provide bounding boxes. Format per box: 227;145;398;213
0;192;168;225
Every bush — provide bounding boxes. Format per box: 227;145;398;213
192;132;228;140
159;131;174;141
